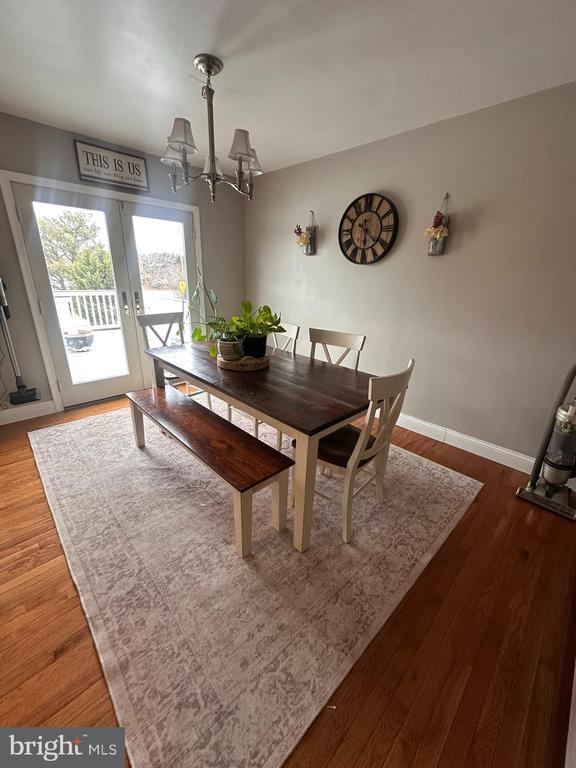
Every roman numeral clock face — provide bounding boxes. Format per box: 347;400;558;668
338;193;399;264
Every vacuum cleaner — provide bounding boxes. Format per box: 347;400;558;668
0;277;41;405
517;363;576;520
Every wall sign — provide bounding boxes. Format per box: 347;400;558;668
74;141;149;191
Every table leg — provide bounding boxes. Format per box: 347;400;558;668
272;469;289;532
293;434;319;552
153;359;165;388
129;402;145;448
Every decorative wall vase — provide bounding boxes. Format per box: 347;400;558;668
304;211;317;255
425;194;450;256
427;214;449;255
294;211;317;255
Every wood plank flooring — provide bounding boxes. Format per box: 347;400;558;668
0;397;575;767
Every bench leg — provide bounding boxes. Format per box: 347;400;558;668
129;402;145;448
272;470;289;532
233;490;252;557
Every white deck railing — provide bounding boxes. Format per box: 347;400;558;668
54;290;120;329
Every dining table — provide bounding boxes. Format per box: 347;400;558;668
145;343;373;552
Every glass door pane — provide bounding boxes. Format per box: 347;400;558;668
132;215;187;340
14;184;145;406
122;203;196;354
32;201;130;384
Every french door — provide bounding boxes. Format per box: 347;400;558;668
14;184;197;407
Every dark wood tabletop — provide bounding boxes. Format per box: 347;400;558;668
146;343;373;436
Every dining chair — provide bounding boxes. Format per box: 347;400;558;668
137;312;212;408
227;322;300;449
310;358;415;543
309;327;366;370
308;327;367;476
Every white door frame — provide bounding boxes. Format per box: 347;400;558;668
0;170;204;412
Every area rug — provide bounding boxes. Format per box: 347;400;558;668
29;399;482;768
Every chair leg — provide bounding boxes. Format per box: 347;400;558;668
291;444;296;508
253;416;259;439
272;470;289;531
276;429;283;451
342;469;357;543
374;451;387;503
129;403;145;448
233;490;252;557
207;392;213;410
226;403;232;422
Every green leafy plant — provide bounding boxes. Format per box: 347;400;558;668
189;270;242;357
231;301;285;337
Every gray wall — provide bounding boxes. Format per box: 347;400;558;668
0;112;245;406
245;82;576;456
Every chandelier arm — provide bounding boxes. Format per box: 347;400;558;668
217;178;253;199
171;170;207;192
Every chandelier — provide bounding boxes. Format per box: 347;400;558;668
162;53;262;202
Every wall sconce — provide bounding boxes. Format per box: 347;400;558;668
294;211;317;255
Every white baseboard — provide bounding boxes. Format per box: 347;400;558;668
397;413;534;474
0;399;56;426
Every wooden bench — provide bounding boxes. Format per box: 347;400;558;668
126;386;294;557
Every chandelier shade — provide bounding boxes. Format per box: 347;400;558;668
228;129;252;161
161;145;196;165
164;54;260;201
247;148;263;175
167;118;197;153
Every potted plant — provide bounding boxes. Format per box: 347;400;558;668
190;271;244;359
231;301;285;358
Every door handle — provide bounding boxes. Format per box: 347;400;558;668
134;291;142;314
121;291;130;315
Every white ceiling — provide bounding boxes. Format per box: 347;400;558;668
1;0;575;173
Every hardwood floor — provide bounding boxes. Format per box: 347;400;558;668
1;397;575;766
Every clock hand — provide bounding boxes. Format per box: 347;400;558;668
362;218;369;247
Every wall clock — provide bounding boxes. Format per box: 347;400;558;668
338;193;399;264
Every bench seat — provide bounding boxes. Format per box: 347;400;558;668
126;386;294;556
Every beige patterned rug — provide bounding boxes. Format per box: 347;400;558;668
29;399;482;768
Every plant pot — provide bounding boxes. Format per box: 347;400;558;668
218;338;244;361
243;334;267;358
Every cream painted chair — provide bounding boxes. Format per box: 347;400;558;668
227;322;300;449
315;359;415;542
308;327;367;476
137;312;212;408
309;327;366;370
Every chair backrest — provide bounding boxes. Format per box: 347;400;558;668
349;359;415;469
271;322;300;353
309;327;366;370
137;312;184;350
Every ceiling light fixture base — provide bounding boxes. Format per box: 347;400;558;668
193;54;224;77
